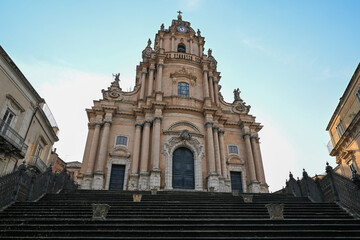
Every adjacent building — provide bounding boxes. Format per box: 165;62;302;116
78;13;268;193
327;63;360;178
0;46;59;175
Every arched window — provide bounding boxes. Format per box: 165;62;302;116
177;44;186;53
178;82;189;97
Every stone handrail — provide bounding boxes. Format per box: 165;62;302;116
166;52;201;63
0;162;77;210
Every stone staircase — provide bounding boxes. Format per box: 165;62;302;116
0;190;360;239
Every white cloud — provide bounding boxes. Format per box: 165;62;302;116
19;60;111;162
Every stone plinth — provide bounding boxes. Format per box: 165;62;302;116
128;174;139;190
92;172;104;190
150;168;161;190
207;172;219;192
138;172;150;190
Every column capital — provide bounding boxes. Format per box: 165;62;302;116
157;63;164;67
103;120;112;126
242;132;251;139
213;80;219;84
141;70;147;75
154;116;163;122
218;129;225;135
205;121;214;128
144;119;153;125
149;67;156;71
212;125;219;131
135;122;143;128
208;75;214;79
202;69;209;74
94;121;103;127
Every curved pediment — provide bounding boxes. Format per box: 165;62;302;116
227;155;244;165
109;146;130;158
164;121;203;137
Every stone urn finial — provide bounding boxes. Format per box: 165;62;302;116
92;203;111;221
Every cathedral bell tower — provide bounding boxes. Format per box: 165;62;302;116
78;12;269;193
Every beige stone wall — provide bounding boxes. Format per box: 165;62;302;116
327;63;360;177
0;47;58;176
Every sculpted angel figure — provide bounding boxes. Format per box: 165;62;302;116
233;88;241;101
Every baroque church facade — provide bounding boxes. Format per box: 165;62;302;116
78;13;268;193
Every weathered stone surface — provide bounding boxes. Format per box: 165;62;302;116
92;204;110;221
266;203;284;220
241;194;253;203
133;194;142;202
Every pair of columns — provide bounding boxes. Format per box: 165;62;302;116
205;122;227;178
202;70;220;106
85;120;112;176
139;63;164;100
243;133;266;184
131;117;162;175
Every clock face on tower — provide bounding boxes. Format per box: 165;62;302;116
177;25;188;33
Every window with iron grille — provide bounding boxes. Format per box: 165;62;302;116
115;135;128;147
228;145;239;154
178;82;189;97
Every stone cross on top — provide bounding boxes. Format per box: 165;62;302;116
177;10;183;20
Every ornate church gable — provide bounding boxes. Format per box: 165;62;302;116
164;121;203;137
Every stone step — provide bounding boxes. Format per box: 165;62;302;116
1;229;360;238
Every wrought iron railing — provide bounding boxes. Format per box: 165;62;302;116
0;118;28;157
0;162;77;210
28;156;48;173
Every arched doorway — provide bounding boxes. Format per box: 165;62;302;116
172;147;194;189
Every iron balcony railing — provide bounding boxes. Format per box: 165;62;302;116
29;156;48;173
0;118;28;157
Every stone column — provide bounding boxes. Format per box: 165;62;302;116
171;35;175;51
156;63;163;92
92;120;111;189
85;122;102;175
139;120;152;190
214;80;220;106
203;70;209;99
205;121;219;191
252;137;266;185
189;38;193;54
208;75;215;103
140;69;147;100
213;126;221;175
218;130;227;178
150;116;162;189
243;133;260;192
160;37;163;49
147;65;155;97
128;122;142;190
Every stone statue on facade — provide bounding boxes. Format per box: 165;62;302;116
233;88;241;101
102;73;123;100
197;29;201;37
160;23;164;31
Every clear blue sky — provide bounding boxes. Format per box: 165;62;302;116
1;0;359;191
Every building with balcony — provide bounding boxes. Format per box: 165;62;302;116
326;63;360;178
78;13;268;193
0;46;59;175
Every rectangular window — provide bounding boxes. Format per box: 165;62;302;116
336;120;345;138
115;135;128;147
349;162;356;173
356;87;360;104
178;82;189;97
228;145;239;154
